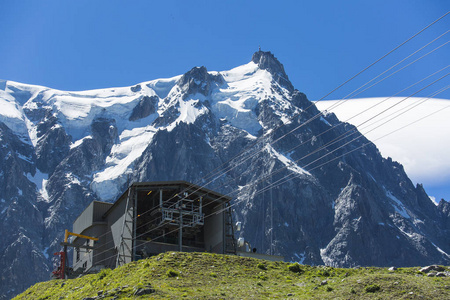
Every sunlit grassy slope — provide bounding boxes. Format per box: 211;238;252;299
14;252;450;299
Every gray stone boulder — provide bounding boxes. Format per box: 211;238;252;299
420;265;445;273
133;286;155;296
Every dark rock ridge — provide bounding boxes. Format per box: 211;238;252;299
177;66;225;98
129;96;158;121
252;50;294;92
0;122;50;298
438;199;450;217
0;51;449;299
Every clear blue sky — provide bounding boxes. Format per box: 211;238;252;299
1;0;449;200
1;0;448;100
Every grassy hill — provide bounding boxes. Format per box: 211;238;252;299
13;252;450;299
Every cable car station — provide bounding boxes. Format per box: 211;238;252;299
69;181;237;274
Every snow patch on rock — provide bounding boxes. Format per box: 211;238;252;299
266;144;310;176
386;189;411;219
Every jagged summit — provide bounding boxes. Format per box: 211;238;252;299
177;66;224;97
438;199;450;217
178;66;209;85
251;51;286;75
251;50;294;92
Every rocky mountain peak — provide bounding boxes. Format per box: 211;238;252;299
179;66;209;83
177;66;224;97
252;50;285;75
251;50;294;91
438;199;450;217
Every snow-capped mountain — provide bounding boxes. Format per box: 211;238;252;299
0;51;449;299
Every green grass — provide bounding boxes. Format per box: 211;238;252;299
13;252;450;299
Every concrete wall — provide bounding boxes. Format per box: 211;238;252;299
72;223;108;271
204;203;224;254
72;201;113;272
106;192;135;268
73;202;95;235
73;201;112;235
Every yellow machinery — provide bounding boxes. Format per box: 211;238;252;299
52;230;98;279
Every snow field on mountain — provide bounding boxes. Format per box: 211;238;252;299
6;77;182;142
145;76;181;99
176;98;209;125
212;61;294;135
45;90;152;141
316;98;450;190
212;62;264;134
0;89;29;136
26;168;49;202
91;126;158;200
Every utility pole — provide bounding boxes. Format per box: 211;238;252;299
178;200;183;252
261;99;265;253
270;174;273;255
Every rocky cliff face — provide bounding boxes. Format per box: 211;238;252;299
0;51;449;299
